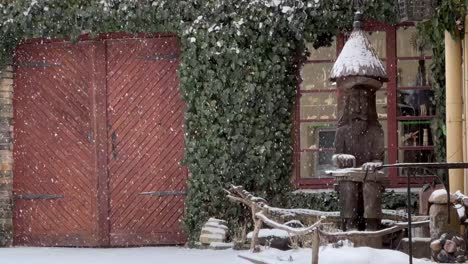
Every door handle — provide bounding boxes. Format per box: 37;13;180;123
111;131;118;160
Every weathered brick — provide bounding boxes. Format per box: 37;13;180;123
0;191;11;199
0;134;12;145
0;183;11;192
0;200;12;208
0;170;12;178
0;230;13;247
1;71;13;79
0;209;12;218
0;109;13;118
0;218;12;226
0;119;11;128
0;99;12;106
0;84;13;93
0;92;12;100
0;78;13;86
0;104;12;112
0;164;12;171
0;150;12;163
1;66;13;72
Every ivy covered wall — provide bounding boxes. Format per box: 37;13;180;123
178;0;397;243
0;0;420;244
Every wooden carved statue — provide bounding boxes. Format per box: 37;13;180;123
327;12;388;232
334;85;384;167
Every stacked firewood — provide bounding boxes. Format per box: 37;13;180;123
430;233;466;263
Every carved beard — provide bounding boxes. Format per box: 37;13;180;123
351;119;368;136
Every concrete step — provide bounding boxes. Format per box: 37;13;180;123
399;237;432;259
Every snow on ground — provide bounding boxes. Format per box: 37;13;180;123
0;246;435;264
0;247;249;264
240;247;434;264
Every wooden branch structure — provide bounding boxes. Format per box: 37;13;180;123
255;211;321;236
262;205;429;222
225;185;268;252
226;185;430;264
318;220;430;240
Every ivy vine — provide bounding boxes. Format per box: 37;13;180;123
0;0;401;244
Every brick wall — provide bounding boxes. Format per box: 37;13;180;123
0;66;13;246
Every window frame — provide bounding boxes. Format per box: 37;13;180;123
294;20;436;189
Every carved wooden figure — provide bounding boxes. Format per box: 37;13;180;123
328;12;388;232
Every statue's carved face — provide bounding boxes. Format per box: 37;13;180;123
348;87;369;120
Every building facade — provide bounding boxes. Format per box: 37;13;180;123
295;21;436;189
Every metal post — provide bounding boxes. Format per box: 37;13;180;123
407;172;413;264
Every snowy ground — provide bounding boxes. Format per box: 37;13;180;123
0;246;436;264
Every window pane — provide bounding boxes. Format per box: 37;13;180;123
397;59;433;87
397;90;435;117
398;121;434;147
307;39;336;60
300;123;335;149
301;63;334;90
366;31;386;59
300;93;337;120
300;151;335;178
376;90;387;118
398;150;435;176
397;27;433;57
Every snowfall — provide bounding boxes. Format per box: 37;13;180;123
0;245;437;264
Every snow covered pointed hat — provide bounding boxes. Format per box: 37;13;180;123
329;12;388;84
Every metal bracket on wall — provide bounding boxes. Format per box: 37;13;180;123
15;194;64;200
139;191;187;197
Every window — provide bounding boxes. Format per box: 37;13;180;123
298;40;337;181
296;22;435;188
396;26;435;177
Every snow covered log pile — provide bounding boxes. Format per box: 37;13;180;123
427;189;468;240
430;233;466;263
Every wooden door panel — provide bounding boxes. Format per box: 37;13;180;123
13;42;100;246
106;37;187;246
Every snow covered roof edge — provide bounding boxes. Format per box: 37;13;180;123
329;28;388;82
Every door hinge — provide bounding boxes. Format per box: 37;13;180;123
139;190;186;197
15;194;64;200
16;62;61;68
139;54;179;61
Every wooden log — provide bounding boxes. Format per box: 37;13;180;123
338;180;361;230
250;207;263;252
453;191;468;207
311;230;319;264
318;220;430;240
256;211;322;236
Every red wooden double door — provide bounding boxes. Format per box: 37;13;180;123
13;36;187;246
